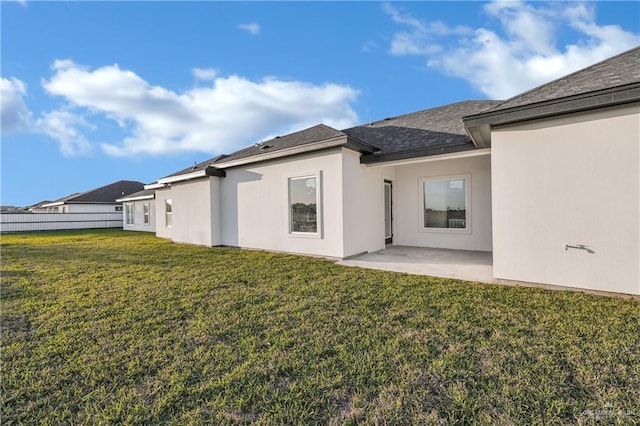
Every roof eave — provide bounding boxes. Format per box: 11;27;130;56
116;194;155;202
463;82;640;146
213;135;350;169
144;182;166;190
343;135;380;154
66;201;120;205
41;201;64;208
360;143;477;165
157;166;226;185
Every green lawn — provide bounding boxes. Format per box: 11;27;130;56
2;229;639;425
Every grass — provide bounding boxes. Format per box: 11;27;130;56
1;229;639;425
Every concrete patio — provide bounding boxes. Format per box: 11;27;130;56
338;246;494;283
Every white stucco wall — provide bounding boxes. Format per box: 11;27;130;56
65;204;123;213
155;177;222;246
154;188;172;240
153;147;493;259
393;154;493;251
491;104;640;294
221;149;345;257
123;199;155;232
342;149;395;257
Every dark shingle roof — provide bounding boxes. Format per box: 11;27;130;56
488;46;640;112
163;155;228;179
45;180;145;205
463;47;640;148
27;200;53;209
217;124;347;164
71;180;145;203
164;124;364;179
163;102;503;179
344;101;502;163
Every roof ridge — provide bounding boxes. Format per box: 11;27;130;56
222;123;344;156
277;123;343;138
347;100;501;130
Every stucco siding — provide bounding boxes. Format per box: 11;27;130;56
342;149;395;257
66;204;123;213
154;188;172;240
172;178;215;246
210;178;222;246
393;154;493;251
220;149;345;257
491;104;640;294
123;199;155;232
154;178;221;246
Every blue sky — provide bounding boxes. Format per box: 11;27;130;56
2;1;639;207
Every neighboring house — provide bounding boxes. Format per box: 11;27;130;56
116;189;156;232
146;46;640;295
0;206;24;213
40;180;145;213
26;200;53;213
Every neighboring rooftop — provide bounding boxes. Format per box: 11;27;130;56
43;180;145;207
27;200;53;210
344;100;502;163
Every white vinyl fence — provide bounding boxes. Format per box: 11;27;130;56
0;212;123;233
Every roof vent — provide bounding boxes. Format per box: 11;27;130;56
259;144;270;150
275;136;281;139
192;161;197;170
384;117;391;121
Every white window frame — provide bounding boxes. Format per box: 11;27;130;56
125;203;135;226
287;172;322;239
165;199;172;228
419;174;471;234
143;203;150;226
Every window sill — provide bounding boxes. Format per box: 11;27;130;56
288;232;322;239
419;227;471;234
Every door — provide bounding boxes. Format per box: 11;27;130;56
384;180;393;244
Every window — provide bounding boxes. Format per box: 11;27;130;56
165;199;172;227
125;203;134;226
288;174;321;236
143;203;150;225
420;175;470;232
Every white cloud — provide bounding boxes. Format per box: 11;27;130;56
35;110;94;157
193;67;218;81
238;22;261;36
1;77;32;133
41;60;359;157
383;3;472;56
384;1;640;99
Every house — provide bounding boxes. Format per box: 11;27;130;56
116;189;156;232
0;205;24;213
146;46;640;295
40;180;145;213
26;200;53;213
463;47;640;295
